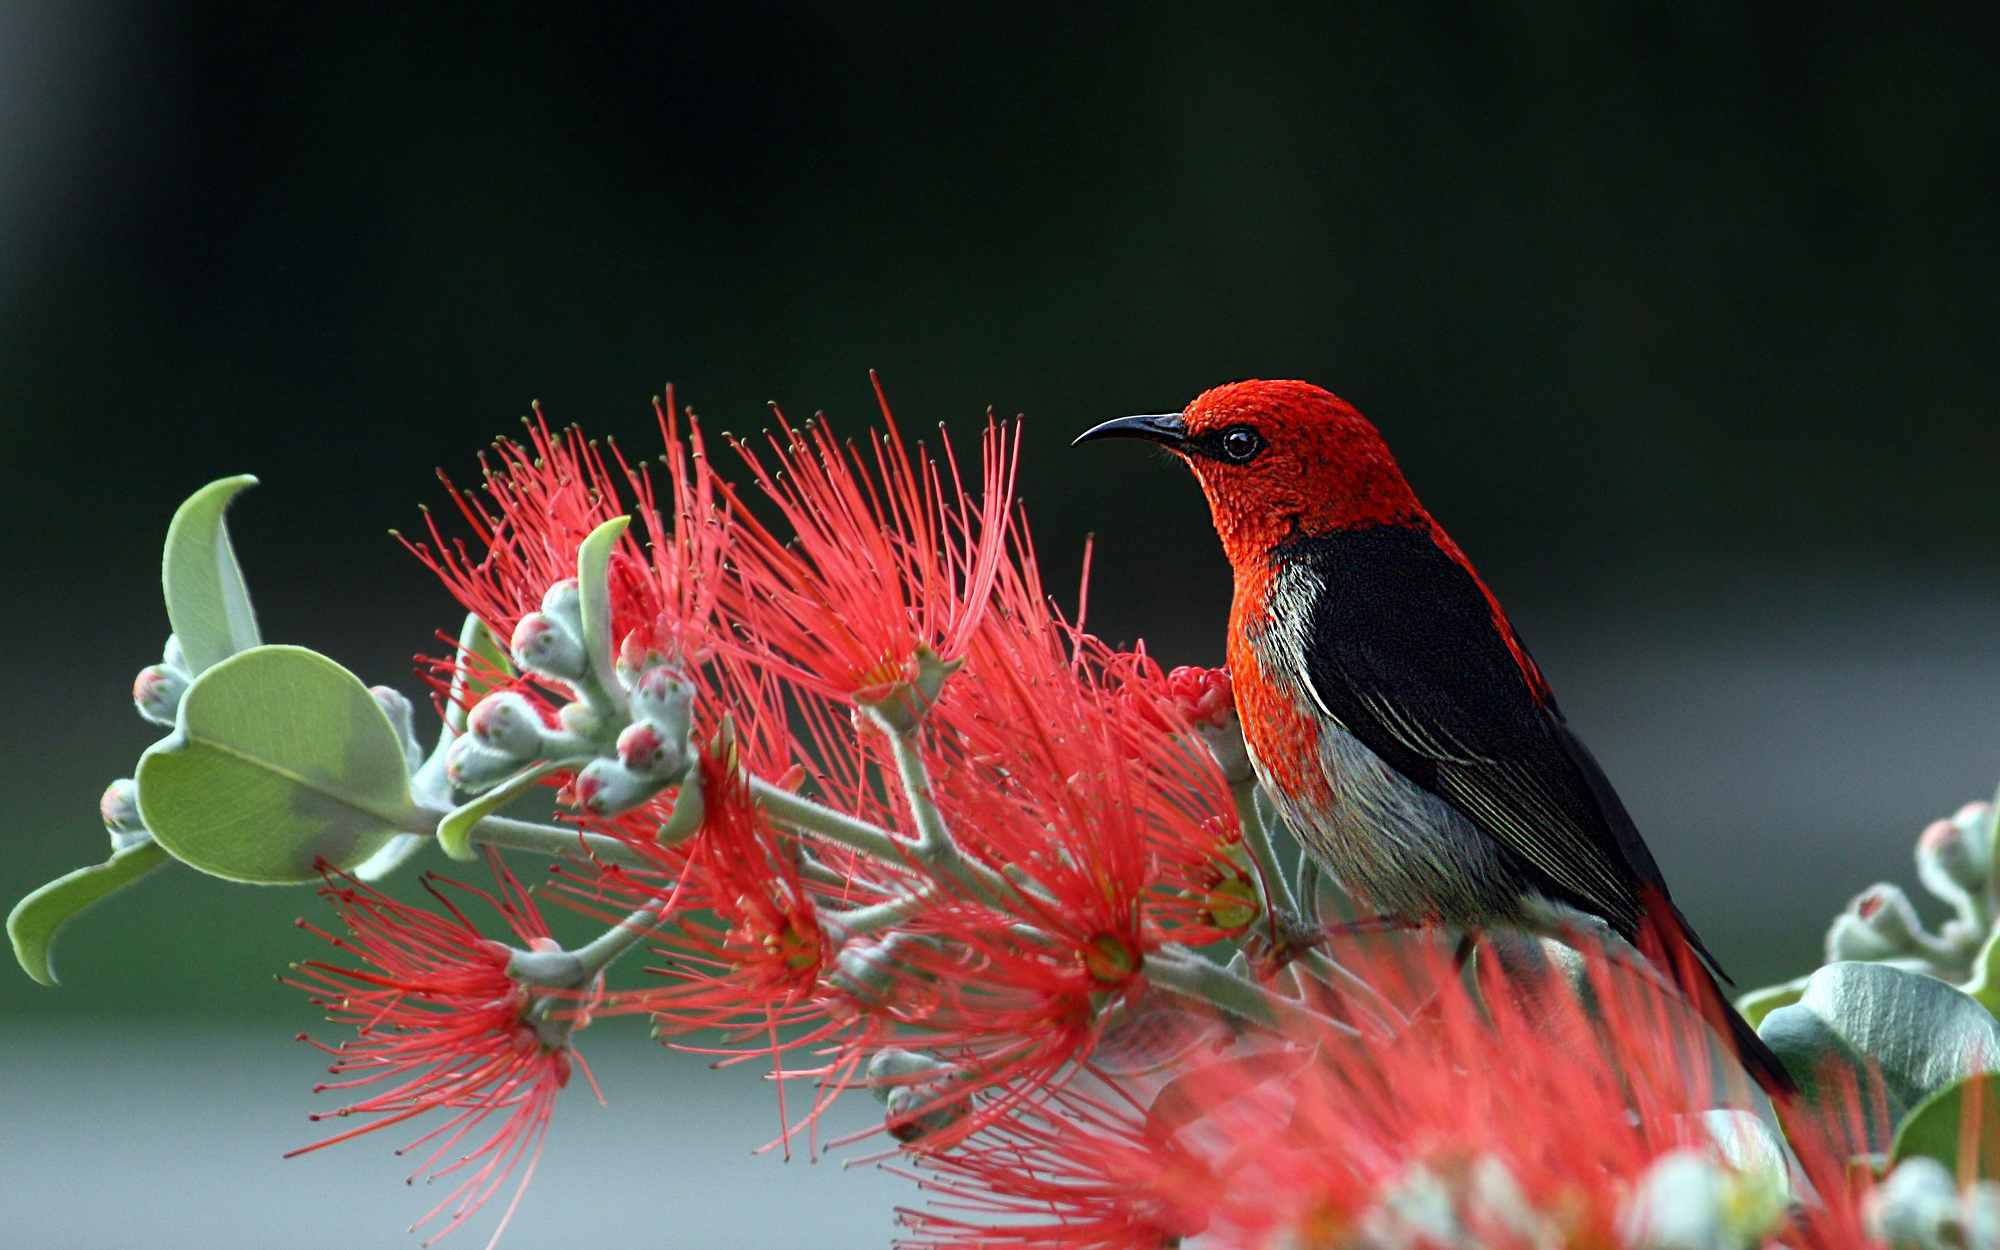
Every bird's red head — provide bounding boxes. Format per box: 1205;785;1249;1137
1074;379;1424;567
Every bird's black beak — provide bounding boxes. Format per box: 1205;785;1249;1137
1071;412;1187;451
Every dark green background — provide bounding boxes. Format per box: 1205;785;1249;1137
4;2;1998;1017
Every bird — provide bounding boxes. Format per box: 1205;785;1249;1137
1075;378;1793;1098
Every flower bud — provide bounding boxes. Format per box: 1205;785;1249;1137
133;664;189;726
369;685;424;773
100;778;149;851
866;1047;950;1095
1618;1151;1727;1250
510;612;587;681
556;700;603;738
1866;1156;1963;1249
539;578;583;630
445;735;531;794
616;719;688;780
465;691;550;758
1919;808;1991;909
162;634;187;673
572;757;662;817
835;935;915;1005
627;665;696;738
1826;883;1927;963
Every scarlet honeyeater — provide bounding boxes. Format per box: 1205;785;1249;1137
1076;378;1793;1097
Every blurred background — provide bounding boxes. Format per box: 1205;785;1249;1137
1;2;1996;1245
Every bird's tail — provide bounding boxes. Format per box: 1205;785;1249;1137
1635;886;1797;1103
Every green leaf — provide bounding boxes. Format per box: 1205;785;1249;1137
1961;924;2000;1019
444;613;514;736
162;475;262;675
1893;1072;2000;1178
437;760;570;861
577;516;631;717
1759;961;2000;1150
136;645;422;884
9;841;171;985
1737;975;1812;1030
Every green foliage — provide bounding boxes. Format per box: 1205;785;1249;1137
437;761;566;862
136;645;423;884
161;474;262;675
1892;1072;2000;1179
443;613;513;736
1736;976;1809;1030
7;841;170;985
1759;961;2000;1151
576;515;632;716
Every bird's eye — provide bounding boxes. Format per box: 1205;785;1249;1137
1219;425;1265;464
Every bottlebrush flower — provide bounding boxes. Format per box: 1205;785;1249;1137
409;391;730;684
898;942;1871;1250
724;375;1018;714
286;857;597;1249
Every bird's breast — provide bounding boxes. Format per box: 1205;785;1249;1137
1231;559;1528;925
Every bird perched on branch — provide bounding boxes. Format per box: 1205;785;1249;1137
1075;378;1793;1098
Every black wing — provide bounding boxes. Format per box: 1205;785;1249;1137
1284;524;1657;936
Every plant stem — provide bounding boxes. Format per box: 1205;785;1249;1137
883;724;953;858
750;777;907;864
1146;944;1353;1037
572;903;665;979
826;888;938;939
1233;780;1297;914
467;815;648;868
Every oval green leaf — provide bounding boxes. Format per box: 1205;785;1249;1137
9;840;171;985
136;645;421;883
1962;924;2000;1019
1893;1072;2000;1178
1737;975;1811;1030
1759;960;2000;1150
163;475;262;675
577;515;631;717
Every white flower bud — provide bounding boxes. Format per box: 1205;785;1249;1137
627;665;696;739
1920;811;1990;911
616;719;687;780
465;691;549;759
1867;1156;1965;1250
100;778;149;851
539;578;583;631
556;700;603;738
1620;1151;1727;1250
369;685;424;773
445;735;531;794
1827;884;1927;963
510;611;587;681
572;757;663;817
162;634;188;674
866;1047;950;1098
133;663;189;726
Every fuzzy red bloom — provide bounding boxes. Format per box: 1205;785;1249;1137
725;376;1018;705
410;392;730;679
899;942;1872;1250
815;539;1244;1144
287;858;595;1249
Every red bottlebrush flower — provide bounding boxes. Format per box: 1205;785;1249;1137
286;857;595;1249
900;943;1870;1250
409;391;731;680
817;547;1244;1143
725;376;1018;708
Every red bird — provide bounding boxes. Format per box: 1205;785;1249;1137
1077;378;1792;1097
